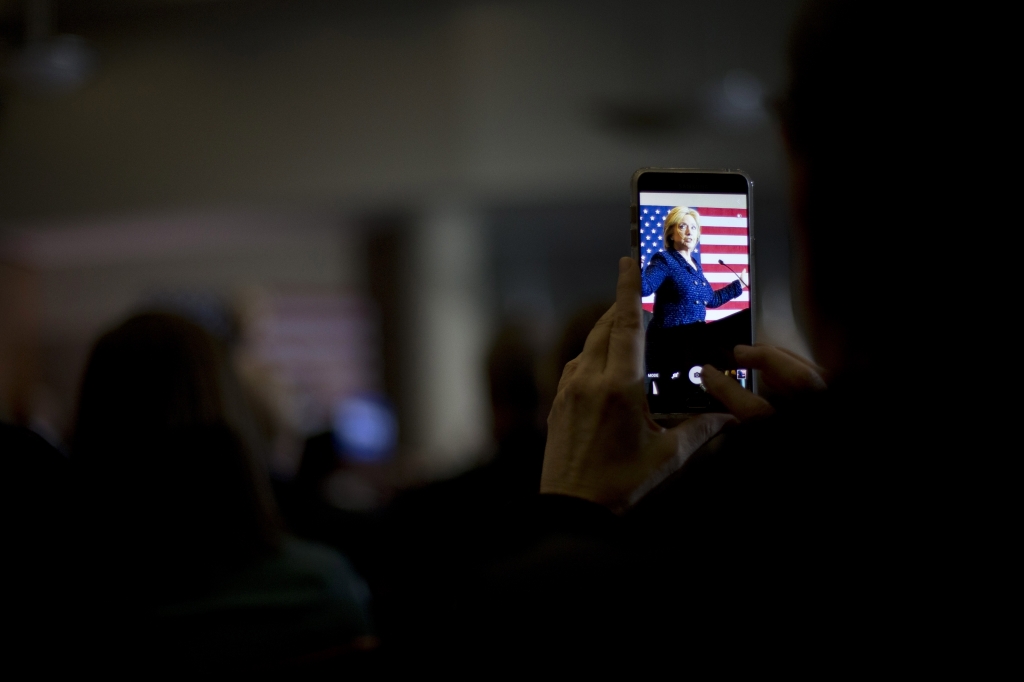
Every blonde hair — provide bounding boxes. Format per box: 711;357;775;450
663;207;701;250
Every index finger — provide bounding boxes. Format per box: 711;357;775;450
749;343;824;373
606;257;644;380
734;345;826;394
700;364;774;421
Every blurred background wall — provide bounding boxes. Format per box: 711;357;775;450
0;0;807;482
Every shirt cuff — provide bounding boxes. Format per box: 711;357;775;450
531;494;619;535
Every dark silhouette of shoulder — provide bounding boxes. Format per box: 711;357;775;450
0;422;71;666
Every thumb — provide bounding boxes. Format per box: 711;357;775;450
627;413;736;506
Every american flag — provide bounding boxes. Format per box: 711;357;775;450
639;203;750;322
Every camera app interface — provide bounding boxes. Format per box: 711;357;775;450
638;191;751;411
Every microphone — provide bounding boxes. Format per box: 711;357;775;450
718;259;748;288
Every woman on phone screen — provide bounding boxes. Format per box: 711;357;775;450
641;206;744;329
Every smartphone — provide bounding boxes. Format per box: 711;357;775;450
630;168;755;418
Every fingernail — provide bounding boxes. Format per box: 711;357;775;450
619;257;631;274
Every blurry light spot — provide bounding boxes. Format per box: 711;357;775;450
332;395;397;463
9;35;97;96
707;69;768;129
723;69;764;112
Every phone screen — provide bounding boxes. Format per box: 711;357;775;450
632;171;753;414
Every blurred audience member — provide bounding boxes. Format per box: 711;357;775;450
0;422;70;668
372;323;547;655
540;302;611;415
71;313;373;667
483;323;548;490
553;304;614;377
270;429;383;611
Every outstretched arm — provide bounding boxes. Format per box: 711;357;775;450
640;255;668;297
707;279;743;308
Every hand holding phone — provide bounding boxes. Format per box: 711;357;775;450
540;257;735;512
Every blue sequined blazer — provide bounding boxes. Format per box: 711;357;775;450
641;250;743;327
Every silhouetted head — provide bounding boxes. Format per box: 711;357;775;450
487;324;540;444
555;303;612;377
781;0;934;376
534;303;612;439
73;312;280;595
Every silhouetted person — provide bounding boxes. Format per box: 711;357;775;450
371;323;547;657
444;0;963;670
0;422;70;668
482;323;548;490
544;302;611;408
270;429;384;611
71;313;373;668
